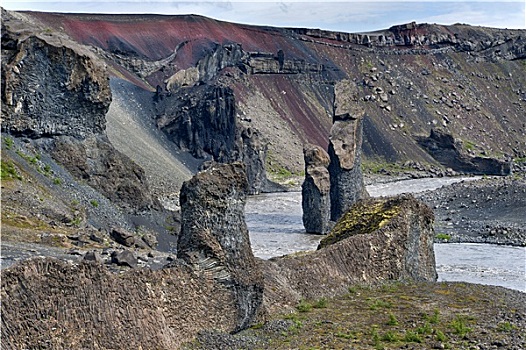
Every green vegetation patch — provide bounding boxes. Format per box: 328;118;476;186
362;159;413;175
319;197;402;248
3;136;14;150
1;160;22;180
184;281;522;350
435;233;451;241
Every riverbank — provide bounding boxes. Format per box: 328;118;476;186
416;177;526;246
185;281;526;350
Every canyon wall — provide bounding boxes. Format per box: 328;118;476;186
21;11;525;179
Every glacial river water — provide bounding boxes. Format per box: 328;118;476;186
246;177;526;292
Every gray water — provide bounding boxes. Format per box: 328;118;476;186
246;177;525;292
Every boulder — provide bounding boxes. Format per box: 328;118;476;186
177;162;264;331
83;251;104;264
328;80;368;221
301;144;331;234
111;249;137;268
110;227;136;247
262;194;437;314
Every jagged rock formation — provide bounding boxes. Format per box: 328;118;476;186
328;80;368;222
177;162;264;330
1;35;110;138
155;83;270;194
418;128;512;175
302;143;331;234
1;162;438;347
262;194;437;314
1;10;157;211
1;10;168;250
1;163;442;349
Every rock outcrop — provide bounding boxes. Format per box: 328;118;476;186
1;33;110;138
1;162;439;347
418;128;512;175
1;11;158;212
301;144;331;234
177;162;264;330
262;194;437;314
328;80;368;222
156;83;269;194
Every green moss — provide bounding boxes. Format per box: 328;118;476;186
313;298;328;309
3;136;14;150
496;321;516;332
435;233;451;241
463;140;477;151
403;330;423;343
319;197;402;248
450;315;472;337
296;300;313;313
16;150;40;165
362;159;413;175
381;330;399;342
1;160;22;180
387;313;399;326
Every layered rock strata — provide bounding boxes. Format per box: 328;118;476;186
301;144;331;234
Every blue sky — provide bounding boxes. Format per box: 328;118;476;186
3;1;525;32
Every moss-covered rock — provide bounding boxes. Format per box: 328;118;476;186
319;196;406;248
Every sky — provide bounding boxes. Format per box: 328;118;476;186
3;1;525;33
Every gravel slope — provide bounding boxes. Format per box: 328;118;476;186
417;177;526;246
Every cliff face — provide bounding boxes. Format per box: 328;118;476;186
1;9;167;248
21;11;525;181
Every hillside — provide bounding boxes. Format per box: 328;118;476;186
17;11;526;185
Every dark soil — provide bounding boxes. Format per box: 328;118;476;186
185;281;526;350
417;177;526;246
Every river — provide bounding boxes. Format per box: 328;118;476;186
246;177;526;292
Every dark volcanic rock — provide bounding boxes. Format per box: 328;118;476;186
1;11;159;213
417;128;511;175
177;162;264;331
0;163;268;349
262;194;437;314
83;250;103;263
156;84;268;194
110;227;136;247
301;143;331;234
50;134;158;211
1;34;110;138
111;249;138;268
328;80;368;222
